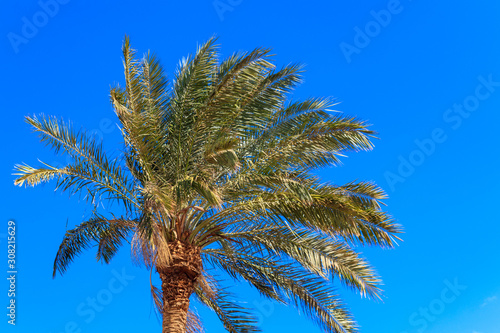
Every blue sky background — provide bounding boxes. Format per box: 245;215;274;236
2;1;500;332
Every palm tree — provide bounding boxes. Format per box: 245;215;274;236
14;37;401;333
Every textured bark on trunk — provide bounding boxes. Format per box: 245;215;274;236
157;241;202;333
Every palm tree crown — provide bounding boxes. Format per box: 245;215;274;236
14;37;401;333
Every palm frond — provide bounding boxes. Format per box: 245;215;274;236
195;273;261;333
13;162;64;187
19;115;138;210
221;224;382;298
53;216;135;277
204;244;357;333
97;218;136;263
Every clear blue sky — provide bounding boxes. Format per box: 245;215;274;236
2;1;500;332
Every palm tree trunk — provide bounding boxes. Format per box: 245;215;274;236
158;241;202;333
